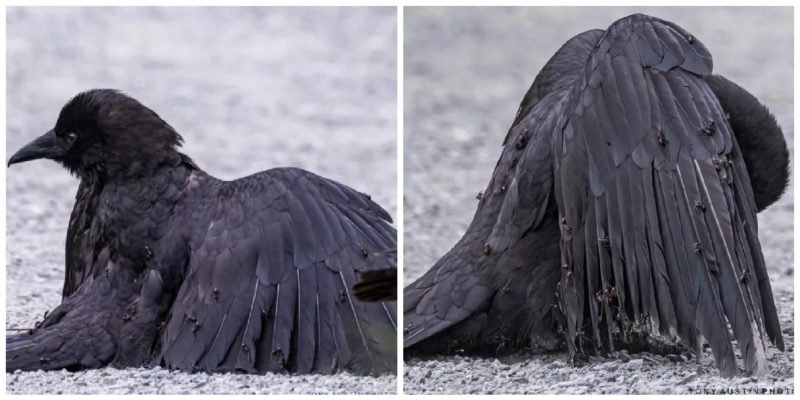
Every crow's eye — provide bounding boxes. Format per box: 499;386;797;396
65;132;77;144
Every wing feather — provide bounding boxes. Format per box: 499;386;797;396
554;14;781;377
157;167;396;375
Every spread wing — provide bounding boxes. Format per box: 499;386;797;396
157;167;396;375
403;29;604;351
554;14;782;377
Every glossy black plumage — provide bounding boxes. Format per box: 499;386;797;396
6;89;397;375
404;14;788;377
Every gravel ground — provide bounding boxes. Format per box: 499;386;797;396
403;6;793;395
5;7;397;395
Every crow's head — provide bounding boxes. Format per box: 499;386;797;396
8;89;185;180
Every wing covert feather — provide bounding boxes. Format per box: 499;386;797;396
158;167;396;375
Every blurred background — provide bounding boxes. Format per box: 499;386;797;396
6;7;396;394
404;6;793;394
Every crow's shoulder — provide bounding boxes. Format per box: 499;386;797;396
218;166;392;223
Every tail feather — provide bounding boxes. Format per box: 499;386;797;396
353;268;397;302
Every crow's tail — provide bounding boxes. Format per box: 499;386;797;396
353;268;397;302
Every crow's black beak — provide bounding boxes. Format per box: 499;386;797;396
8;130;61;167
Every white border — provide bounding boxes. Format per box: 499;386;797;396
396;5;405;397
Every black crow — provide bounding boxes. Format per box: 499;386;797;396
6;89;397;375
404;14;788;377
